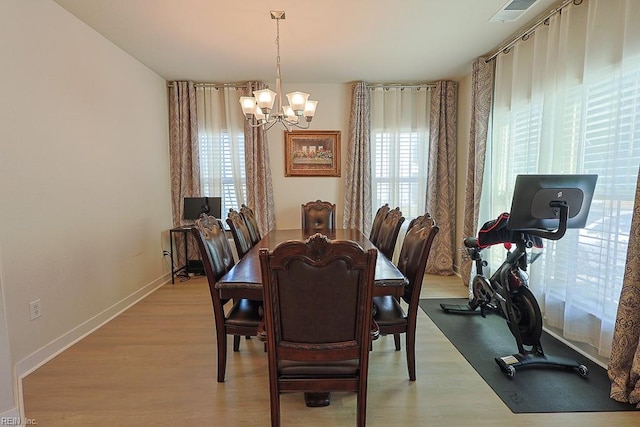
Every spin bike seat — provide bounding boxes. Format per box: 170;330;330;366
472;212;544;249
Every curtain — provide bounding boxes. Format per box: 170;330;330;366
343;82;372;232
609;167;640;407
168;81;199;262
168;81;199;224
461;58;495;285
242;81;276;235
485;0;640;358
426;81;457;276
370;86;430;220
195;85;246;216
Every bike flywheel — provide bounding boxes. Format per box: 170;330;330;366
510;286;543;346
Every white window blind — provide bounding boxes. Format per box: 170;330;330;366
372;131;428;218
199;132;246;216
550;64;640;316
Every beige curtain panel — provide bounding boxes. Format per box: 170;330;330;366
343;81;372;232
426;80;457;275
608;167;640;408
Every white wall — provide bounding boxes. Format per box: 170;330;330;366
0;247;16;417
0;0;172;413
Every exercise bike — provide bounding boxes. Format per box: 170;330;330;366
442;174;597;378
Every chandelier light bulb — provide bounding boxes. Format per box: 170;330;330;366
283;106;299;123
254;106;266;122
253;88;277;113
239;96;257;117
303;100;318;118
286;91;310;114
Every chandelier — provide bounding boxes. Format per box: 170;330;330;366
239;11;318;131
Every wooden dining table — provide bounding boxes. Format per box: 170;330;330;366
215;228;408;300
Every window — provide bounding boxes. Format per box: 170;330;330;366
554;65;640;315
199;132;246;216
486;16;640;356
370;87;431;219
372;131;428;218
195;86;247;217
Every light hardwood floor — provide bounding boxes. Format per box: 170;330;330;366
22;274;637;426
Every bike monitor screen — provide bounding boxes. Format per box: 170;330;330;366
507;174;598;231
183;197;222;220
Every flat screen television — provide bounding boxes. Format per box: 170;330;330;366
507;174;598;231
183;197;222;221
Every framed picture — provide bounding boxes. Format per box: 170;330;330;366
284;130;341;177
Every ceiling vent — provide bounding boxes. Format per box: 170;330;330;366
490;0;539;22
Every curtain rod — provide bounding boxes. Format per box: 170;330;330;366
166;82;247;89
485;0;582;62
364;83;436;90
171;82;436;90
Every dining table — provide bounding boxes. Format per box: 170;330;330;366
215;228;408;408
215;228;408;300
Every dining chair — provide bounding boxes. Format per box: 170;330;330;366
375;207;405;260
406;211;435;231
372;213;439;381
191;215;263;383
369;203;390;246
240;204;261;245
258;233;378;427
226;208;254;259
301;200;336;234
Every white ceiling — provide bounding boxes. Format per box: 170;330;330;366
52;0;559;84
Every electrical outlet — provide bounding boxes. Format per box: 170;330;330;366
30;299;41;320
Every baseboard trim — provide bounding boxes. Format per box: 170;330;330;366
16;273;170;380
543;326;609;370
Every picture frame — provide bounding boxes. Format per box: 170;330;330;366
284;130;341;177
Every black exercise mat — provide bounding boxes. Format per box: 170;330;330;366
419;298;636;413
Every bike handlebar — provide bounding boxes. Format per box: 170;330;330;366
464;201;570;252
521;201;569;241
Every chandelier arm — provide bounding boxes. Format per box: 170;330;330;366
282;117;310;130
291;121;310;130
246;120;267;129
264;120;282;132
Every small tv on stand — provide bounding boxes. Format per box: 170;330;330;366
183;197;222;221
507;174;598;231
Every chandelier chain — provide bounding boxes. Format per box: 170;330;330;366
275;17;281;69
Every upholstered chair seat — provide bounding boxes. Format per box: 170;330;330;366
278;360;361;378
371;295;405;326
225;299;263;329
